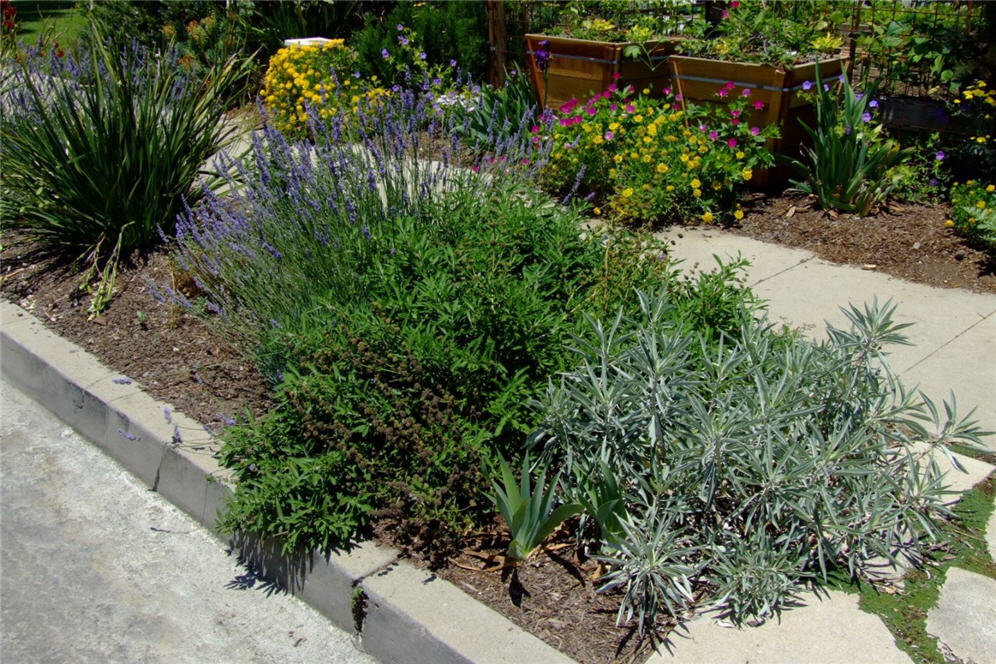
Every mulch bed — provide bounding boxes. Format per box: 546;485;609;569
726;193;996;294
2;192;993;663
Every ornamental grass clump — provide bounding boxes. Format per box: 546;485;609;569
540;80;775;225
0;25;248;314
169;86;693;556
532;293;987;633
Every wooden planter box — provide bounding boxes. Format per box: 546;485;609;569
669;54;849;187
524;34;678;110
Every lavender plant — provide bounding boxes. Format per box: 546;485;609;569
533;292;987;632
0;25;248;313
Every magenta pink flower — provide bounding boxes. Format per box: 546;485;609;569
610;103;617;111
604;130;614;141
662;86;671;95
612;72;621;81
731;109;741;118
608;83;618;92
625;103;635;113
725;81;736;90
531;125;541;134
731;118;740;126
750;126;760;136
675;93;682;101
742;88;752;97
727;138;738;148
718;89;728;98
709;130;719;140
753;100;765;110
587;107;596;116
699;124;707;132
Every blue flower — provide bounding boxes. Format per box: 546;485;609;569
802;80;813;91
381;48;389;59
419;51;426;60
861;111;872;123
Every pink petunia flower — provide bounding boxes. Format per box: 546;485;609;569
753;100;765;110
750;126;760;136
662;87;671;95
725;81;736;90
709;130;719;140
731;118;740;126
612;72;621;81
727;138;738;148
604;130;614;141
731;109;741;118
718;89;728;98
742;88;752;97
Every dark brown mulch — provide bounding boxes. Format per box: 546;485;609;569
2;191;991;663
0;235;272;432
726;193;996;294
434;523;672;664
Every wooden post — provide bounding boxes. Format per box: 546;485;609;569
487;0;508;87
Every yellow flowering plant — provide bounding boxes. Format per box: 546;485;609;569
946;80;996;180
261;40;389;138
540;78;776;225
948;180;996;251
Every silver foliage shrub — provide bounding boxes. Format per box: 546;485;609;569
531;292;987;633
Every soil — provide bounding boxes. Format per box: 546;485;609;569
726;193;996;294
2;192;993;663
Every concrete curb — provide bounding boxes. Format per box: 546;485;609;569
0;300;575;664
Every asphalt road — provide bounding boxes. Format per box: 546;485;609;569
0;376;375;664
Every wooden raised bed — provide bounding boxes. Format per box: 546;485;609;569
524;34;678;110
669;54;850;187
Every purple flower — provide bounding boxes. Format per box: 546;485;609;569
802;80;813;91
708;130;718;140
450;59;457;67
419;51;426;60
604;130;614;140
862;112;872;123
534;41;550;72
845;125;852;135
399;36;409;46
397;23;404;31
869;99;879;108
935;150;945;161
381;48;389;59
929;178;939;187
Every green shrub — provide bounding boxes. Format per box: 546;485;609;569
947;180;996;251
786;71;910;216
351;1;488;83
533;295;987;631
0;23;248;313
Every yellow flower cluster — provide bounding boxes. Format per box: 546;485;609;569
542;87;773;225
948;179;996;250
261;41;390;137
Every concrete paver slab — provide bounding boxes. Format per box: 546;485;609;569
646;589;913;664
926;567;996;664
988;508;996;562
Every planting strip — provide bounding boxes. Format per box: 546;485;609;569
0;300;575;664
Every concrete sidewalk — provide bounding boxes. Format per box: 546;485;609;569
657;226;996;450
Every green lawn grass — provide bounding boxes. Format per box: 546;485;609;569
11;0;88;53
